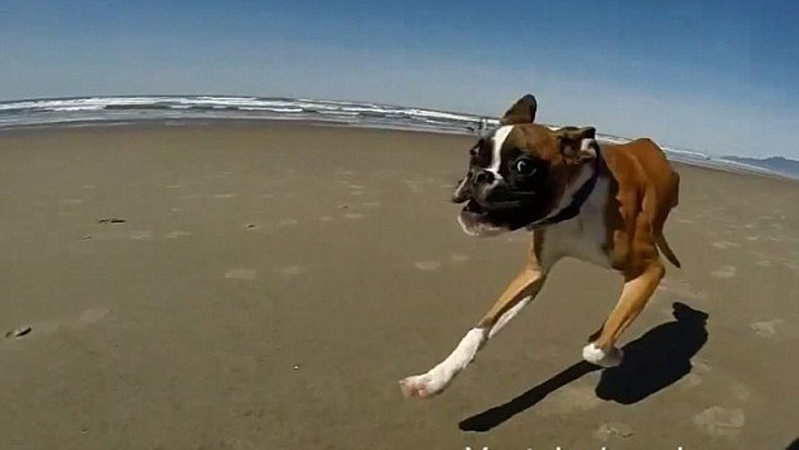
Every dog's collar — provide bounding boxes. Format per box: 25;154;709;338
527;147;602;229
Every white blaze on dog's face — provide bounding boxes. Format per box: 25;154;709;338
452;94;600;236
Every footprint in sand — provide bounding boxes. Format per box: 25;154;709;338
405;181;425;194
693;406;745;438
211;193;237;199
343;213;365;220
595;422;634;441
279;266;307;276
78;308;110;326
413;261;441;271
749;319;785;338
778;258;799;271
130;231;153;240
165;231;193;239
450;253;470;263
712;241;740;249
731;382;752;402
225;268;257;280
711;265;737;279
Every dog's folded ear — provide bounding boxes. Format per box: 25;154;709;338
557;126;598;165
500;94;537;125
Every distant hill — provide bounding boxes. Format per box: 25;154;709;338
723;156;799;178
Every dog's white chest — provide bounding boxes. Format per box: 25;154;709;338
541;177;613;269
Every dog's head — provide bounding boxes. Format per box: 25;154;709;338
453;94;599;236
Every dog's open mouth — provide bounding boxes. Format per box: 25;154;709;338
462;198;522;215
463;199;484;214
458;194;544;236
458;199;517;236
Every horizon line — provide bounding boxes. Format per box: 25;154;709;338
2;93;796;163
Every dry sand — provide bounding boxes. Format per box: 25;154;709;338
1;122;797;449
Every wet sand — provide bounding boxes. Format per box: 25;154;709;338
1;122;797;449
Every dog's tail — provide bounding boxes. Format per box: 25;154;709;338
656;234;681;268
661;171;681;268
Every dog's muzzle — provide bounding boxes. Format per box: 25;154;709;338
451;176;472;203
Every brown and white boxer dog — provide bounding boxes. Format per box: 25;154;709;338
400;94;681;399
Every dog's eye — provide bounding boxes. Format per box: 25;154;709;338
514;159;536;175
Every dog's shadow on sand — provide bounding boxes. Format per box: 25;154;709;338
459;302;709;432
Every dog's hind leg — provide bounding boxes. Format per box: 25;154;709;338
582;261;665;367
399;236;554;399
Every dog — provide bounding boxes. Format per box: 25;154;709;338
399;94;681;399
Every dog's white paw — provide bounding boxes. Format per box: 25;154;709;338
399;372;448;399
582;343;624;368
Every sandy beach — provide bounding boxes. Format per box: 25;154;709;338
1;122;797;449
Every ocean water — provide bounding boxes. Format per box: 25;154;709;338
0;95;778;176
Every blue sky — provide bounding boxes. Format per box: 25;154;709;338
1;0;798;158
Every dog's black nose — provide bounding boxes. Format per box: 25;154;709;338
474;170;494;184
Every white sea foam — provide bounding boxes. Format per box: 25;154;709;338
0;95;785;177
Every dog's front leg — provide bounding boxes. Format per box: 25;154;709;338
399;247;551;399
582;261;665;367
